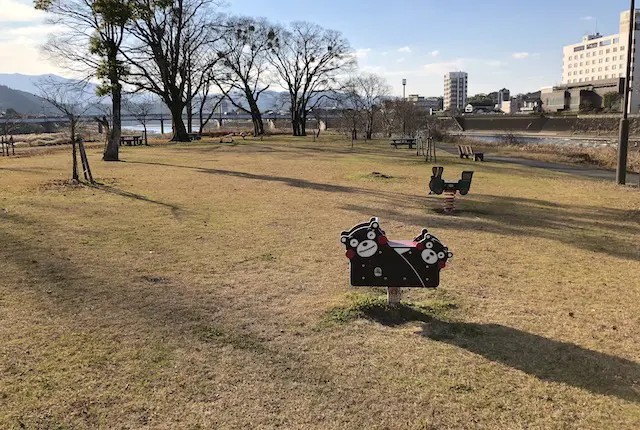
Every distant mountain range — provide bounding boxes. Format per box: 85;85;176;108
0;73;339;116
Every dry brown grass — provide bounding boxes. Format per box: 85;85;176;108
462;138;640;173
1;136;639;429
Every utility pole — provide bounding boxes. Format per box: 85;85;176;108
402;78;407;136
617;0;635;185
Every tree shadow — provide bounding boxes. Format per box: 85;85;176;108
88;183;185;217
342;191;640;261
419;319;640;403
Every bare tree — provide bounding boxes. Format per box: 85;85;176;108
36;0;133;161
268;21;355;136
122;0;224;142
214;16;274;136
381;98;428;138
197;78;225;134
124;95;156;145
343;73;390;140
35;78;100;181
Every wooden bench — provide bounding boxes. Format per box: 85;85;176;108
120;135;143;146
457;145;484;161
188;132;202;141
390;138;416;149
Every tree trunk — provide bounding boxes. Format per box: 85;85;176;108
143;124;148;145
104;85;121;161
169;104;189;141
70;120;78;181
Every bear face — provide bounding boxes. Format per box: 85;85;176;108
340;217;387;260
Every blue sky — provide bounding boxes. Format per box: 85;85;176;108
0;0;634;97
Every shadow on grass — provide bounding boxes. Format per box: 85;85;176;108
344;191;640;261
325;295;639;402
420;320;640;403
88;183;184;217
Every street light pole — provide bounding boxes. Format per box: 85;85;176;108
402;78;407;135
617;0;635;185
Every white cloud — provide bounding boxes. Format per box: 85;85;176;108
431;50;440;57
398;46;411;53
354;48;372;59
0;0;44;22
422;59;468;76
0;37;66;75
512;52;530;59
381;51;388;56
581;16;595;21
396;57;405;63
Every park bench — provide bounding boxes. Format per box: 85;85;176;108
188;132;202;141
457;145;484;161
390;137;417;149
120;135;143;146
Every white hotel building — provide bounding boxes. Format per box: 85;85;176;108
562;10;640;112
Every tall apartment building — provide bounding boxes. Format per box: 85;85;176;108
443;72;468;111
562;9;640;112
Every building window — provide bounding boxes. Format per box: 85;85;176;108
605;57;609;62
599;50;603;55
579;62;583;66
598;67;602;71
574;63;577;67
613;47;618;52
605;66;609;71
598;75;602;79
579;70;582;74
587;52;591;57
600;40;612;47
620;46;625;51
605;74;609;78
579;78;583;82
613;65;617;70
574;45;585;52
592;68;596;72
580;54;584;58
568;55;572;60
599;59;603;63
614;37;620;44
606;48;611;53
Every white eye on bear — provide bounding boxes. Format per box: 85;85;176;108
437;252;445;259
367;231;376;240
426;242;433;249
350;238;359;247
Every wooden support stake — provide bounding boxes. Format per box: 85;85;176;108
387;287;401;305
78;141;94;183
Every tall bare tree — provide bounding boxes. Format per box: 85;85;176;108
35;0;133;161
343;73;390;140
268;21;354;136
122;0;223;141
35;78;99;181
197;75;224;133
214;17;274;136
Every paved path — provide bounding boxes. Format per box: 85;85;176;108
439;144;639;185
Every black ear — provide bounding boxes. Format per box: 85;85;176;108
369;217;380;229
340;236;348;244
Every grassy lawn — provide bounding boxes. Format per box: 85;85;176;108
1;136;639;429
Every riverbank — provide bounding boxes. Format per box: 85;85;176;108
448;133;640;174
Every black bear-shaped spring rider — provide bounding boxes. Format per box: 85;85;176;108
340;217;452;302
429;167;473;212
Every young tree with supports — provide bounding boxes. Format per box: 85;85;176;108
214;17;274;136
268;21;354;136
122;0;223;142
35;78;98;181
35;0;133;161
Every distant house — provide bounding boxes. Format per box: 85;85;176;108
464;101;495;114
